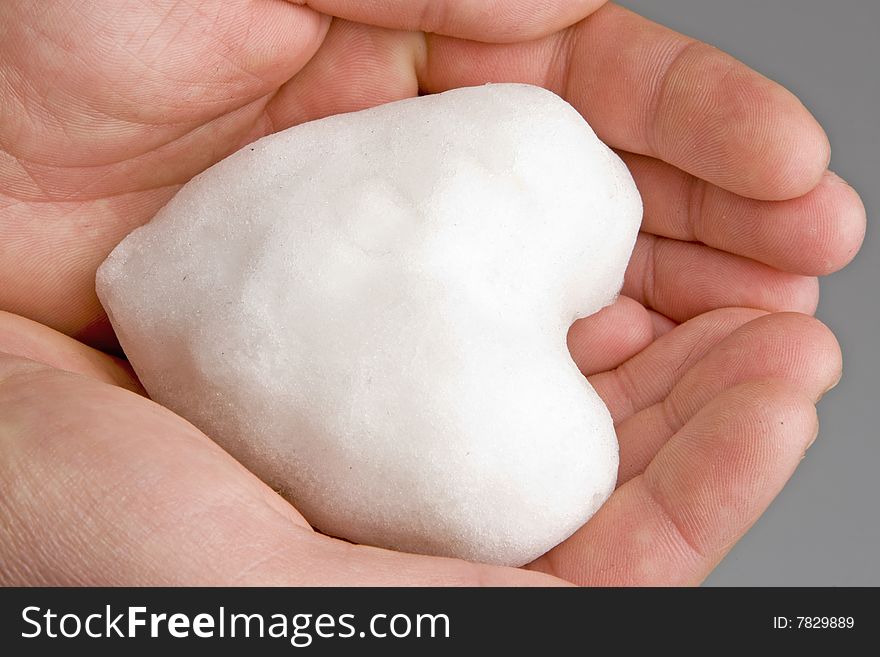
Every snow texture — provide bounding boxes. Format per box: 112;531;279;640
97;84;643;566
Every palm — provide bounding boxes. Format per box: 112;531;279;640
0;1;864;584
1;1;330;348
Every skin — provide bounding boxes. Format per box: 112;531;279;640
0;1;866;585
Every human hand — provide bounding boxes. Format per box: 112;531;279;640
0;305;843;585
0;1;865;585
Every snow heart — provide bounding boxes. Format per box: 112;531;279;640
97;84;642;566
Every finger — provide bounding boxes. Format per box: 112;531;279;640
622;153;867;275
294;0;607;42
621;234;819;322
617;312;841;484
567;296;653;377
589;307;767;422
419;3;830;200
266;20;422;130
0;310;141;392
529;380;819;585
648;310;677;339
0;355;562;585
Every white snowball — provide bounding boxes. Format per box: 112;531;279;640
97;83;642;567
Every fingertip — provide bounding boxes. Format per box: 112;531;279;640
568;295;653;375
784;274;820;316
732;381;820;476
653;41;831;201
743;380;820;451
761;97;831;201
746;312;843;400
741;169;868;276
631;310;840;452
720;64;830;201
816;171;868;273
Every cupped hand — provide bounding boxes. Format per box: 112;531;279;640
0;1;866;584
0;305;842;585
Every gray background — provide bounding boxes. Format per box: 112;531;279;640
619;0;877;586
